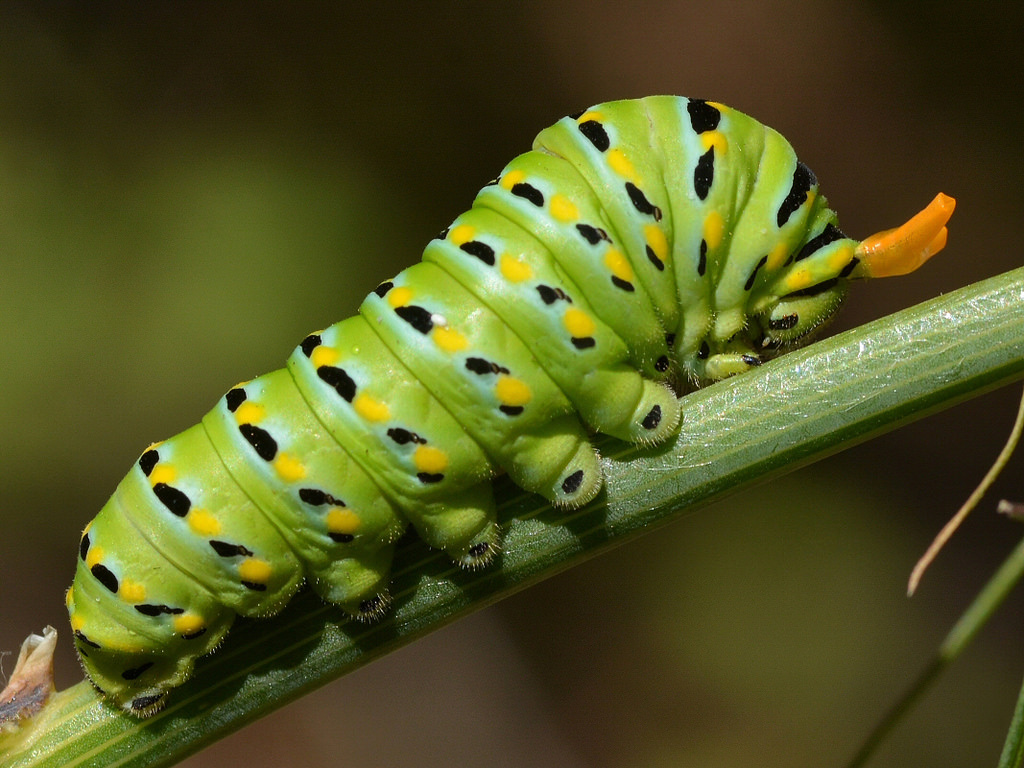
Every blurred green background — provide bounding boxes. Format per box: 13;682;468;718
1;3;1022;766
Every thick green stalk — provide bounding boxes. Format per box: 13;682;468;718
3;267;1023;768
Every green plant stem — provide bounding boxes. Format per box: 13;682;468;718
844;532;1024;768
3;267;1024;768
999;668;1024;768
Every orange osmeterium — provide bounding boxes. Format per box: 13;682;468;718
854;193;956;278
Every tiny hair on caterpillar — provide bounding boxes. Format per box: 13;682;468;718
66;95;955;716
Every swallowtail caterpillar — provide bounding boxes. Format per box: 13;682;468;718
66;96;955;716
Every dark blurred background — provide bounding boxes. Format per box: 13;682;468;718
1;3;1022;766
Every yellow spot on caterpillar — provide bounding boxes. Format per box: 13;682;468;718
65;586;74;608
173;613;205;636
274;452;307;483
767;241;790;271
414;445;449;474
353;393;390;422
499;253;532;282
549;194;578;222
603;248;634;283
119;579;146;603
387;286;413;308
785;268;813;292
327;508;361;536
86;545;104;569
700;130;728;154
577;110;603;123
187;508;221;536
108;639;144;654
703;211;725;251
234;400;265;426
708;101;728;113
644;224;669;264
238;558;272;585
149;464;175;486
607;148;638;183
826;244;855;274
70;614;84;631
449;224;475;246
495;376;532;406
432;325;469;353
563;307;596;339
499;169;526;191
310;345;339;368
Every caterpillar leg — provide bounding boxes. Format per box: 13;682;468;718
456;519;502;569
581;374;680;447
504;416;603;508
703;351;762;381
307;543;396;620
402;481;501;566
552;438;603;507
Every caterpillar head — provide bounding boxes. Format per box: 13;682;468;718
762;193;954;346
693;193;954;382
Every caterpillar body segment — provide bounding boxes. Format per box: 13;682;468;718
67;95;953;715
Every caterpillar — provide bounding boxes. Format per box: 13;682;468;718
66;96;955;717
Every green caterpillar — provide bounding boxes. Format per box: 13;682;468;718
66;96;955;716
